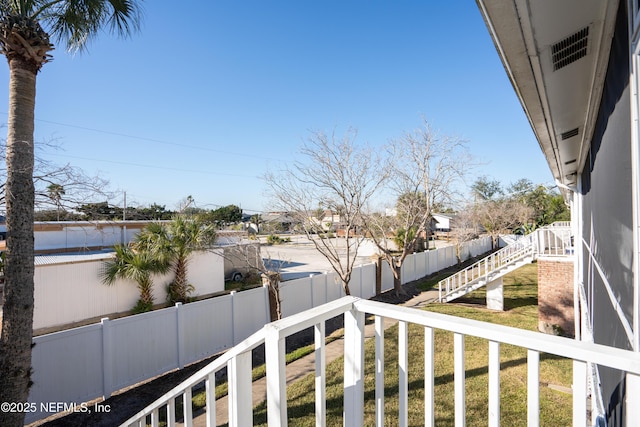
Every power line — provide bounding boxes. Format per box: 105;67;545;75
44;152;262;179
0;113;282;162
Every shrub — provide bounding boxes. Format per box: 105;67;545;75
132;299;153;314
166;282;195;304
266;234;290;245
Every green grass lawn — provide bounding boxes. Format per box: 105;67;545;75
250;262;573;426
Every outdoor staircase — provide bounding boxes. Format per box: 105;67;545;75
438;223;572;303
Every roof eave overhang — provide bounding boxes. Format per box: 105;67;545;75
475;0;620;195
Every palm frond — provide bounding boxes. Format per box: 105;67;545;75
36;0;142;52
101;244;168;286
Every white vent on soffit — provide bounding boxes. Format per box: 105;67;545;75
552;26;590;71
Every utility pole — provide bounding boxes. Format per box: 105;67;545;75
122;191;127;245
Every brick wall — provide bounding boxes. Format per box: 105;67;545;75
537;257;574;337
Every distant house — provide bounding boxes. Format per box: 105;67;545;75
261;211;297;233
432;213;454;233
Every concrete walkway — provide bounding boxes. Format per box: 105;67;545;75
195;288;441;426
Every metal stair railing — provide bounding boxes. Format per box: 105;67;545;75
438;223;573;302
438;233;536;302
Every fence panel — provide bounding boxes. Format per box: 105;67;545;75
401;254;416;284
446;246;457;268
311;273;329;307
280;276;313;318
350;266;363;297
459;244;470;262
108;310;179;392
425;250;437;275
326;271;345;301
381;260;394;292
27;324;104;423
231;287;270;345
414;252;427;279
182;296;234;364
359;263;377;299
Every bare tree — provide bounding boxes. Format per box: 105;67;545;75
177;195;195;213
250;248;287;321
474;197;533;248
264;128;388;295
448;208;480;262
363;120;472;295
470;177;535;248
0;138;114;217
222;242;286;320
34;160;113;215
46;183;64;221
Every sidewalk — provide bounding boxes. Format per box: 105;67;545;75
198;288;441;426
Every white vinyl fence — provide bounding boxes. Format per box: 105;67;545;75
27;286;270;424
26;237;491;423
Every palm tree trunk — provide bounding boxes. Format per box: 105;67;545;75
173;257;188;302
0;60;37;426
138;277;154;306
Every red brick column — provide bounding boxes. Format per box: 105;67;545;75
537;257;574;337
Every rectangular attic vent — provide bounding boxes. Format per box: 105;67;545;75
552;27;589;71
561;127;579;140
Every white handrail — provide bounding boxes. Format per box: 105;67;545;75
120;296;640;427
438;225;573;302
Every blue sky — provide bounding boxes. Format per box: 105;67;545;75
0;1;552;215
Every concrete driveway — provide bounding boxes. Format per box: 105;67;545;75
260;235;376;281
259;234;451;281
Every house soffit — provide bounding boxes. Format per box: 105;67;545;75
476;0;620;188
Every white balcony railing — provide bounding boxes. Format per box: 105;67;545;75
120;296;640;427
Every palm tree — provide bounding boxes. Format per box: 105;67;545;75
101;244;169;313
135;215;217;304
0;2;141;424
46;183;65;220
